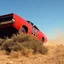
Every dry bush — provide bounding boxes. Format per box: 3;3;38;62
0;38;4;46
9;50;22;58
1;39;24;54
22;40;48;54
21;48;33;57
0;33;48;55
11;33;33;42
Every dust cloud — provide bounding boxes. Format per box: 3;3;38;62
44;32;64;46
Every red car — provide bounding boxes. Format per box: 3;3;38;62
0;13;47;43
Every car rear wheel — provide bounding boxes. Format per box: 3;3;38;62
41;37;44;42
19;27;26;33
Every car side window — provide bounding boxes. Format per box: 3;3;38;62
31;27;38;37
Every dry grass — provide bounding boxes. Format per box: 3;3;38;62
0;33;48;56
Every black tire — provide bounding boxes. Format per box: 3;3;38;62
41;37;44;42
19;27;26;33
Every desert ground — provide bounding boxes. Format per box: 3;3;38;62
0;43;64;64
0;33;64;64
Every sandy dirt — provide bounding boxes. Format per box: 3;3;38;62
0;33;64;64
0;43;64;64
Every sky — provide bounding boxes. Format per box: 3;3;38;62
0;0;64;39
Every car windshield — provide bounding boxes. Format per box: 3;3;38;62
27;21;34;26
27;21;39;30
33;25;39;30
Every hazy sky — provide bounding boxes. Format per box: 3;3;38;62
0;0;64;39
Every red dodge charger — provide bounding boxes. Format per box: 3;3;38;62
0;13;47;43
